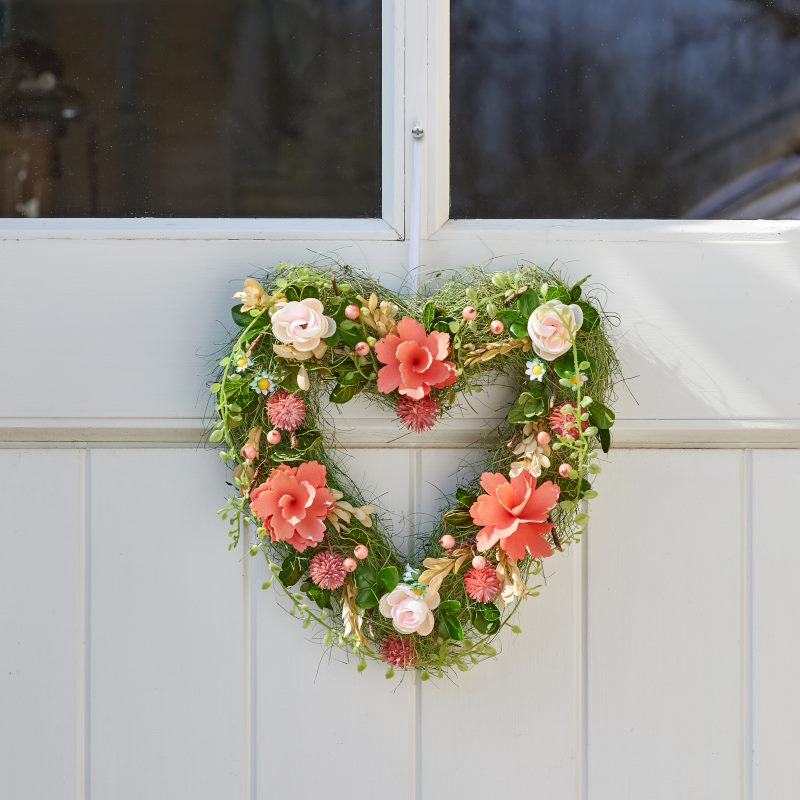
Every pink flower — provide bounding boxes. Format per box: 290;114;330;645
527;300;583;361
469;471;560;560
379;584;440;636
374;317;458;400
270;298;336;354
463;565;501;603
379;635;417;669
396;395;441;433
267;390;306;432
308;550;346;590
548;402;588;439
250;461;334;552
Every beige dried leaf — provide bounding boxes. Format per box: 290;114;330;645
418;548;471;595
463;337;531;367
342;579;368;647
496;550;525;608
357;293;398;337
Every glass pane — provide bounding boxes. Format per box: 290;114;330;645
451;0;800;219
0;0;381;218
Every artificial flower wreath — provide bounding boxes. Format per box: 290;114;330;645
210;264;619;678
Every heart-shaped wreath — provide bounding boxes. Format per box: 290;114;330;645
209;264;619;678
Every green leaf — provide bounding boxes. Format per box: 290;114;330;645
329;381;367;404
353;564;377;590
496;309;526;328
516;288;537;318
552;349;596;379
455;487;478;507
305;584;332;610
598;427;612;453
423;301;437;330
375;566;400;594
576;301;600;332
208;428;224;443
509;322;528;340
507;396;529;424
355;588;379;610
523;396;545;418
439;612;464;641
441;509;474;528
337;319;362;346
588;401;615;430
231;304;252;327
569;275;591;302
278;554;308;587
544;285;572;304
438;599;461;615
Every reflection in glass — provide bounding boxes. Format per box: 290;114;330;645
451;0;800;219
0;0;381;218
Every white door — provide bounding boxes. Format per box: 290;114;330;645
1;2;799;799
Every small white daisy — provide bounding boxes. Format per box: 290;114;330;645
569;372;588;392
250;372;276;395
525;359;545;382
234;353;251;372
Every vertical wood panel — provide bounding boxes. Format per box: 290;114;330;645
0;450;80;799
752;450;800;798
89;449;243;799
254;450;415;800
587;449;742;800
418;449;580;798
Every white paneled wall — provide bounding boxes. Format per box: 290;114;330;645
4;444;797;799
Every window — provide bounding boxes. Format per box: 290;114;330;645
0;0;381;218
450;0;800;219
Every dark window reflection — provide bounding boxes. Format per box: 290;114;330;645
0;0;381;218
451;0;800;219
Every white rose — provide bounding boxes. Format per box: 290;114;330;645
270;298;336;354
378;584;440;636
526;299;583;361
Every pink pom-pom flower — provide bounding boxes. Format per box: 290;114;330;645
463;564;501;603
267;389;307;432
379;635;417;669
308;550;347;590
548;402;588;440
396;395;441;433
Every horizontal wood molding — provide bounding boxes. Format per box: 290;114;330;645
1;417;798;449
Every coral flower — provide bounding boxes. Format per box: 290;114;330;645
469;471;560;560
463;564;501;603
267;389;306;432
548;402;588;440
374;317;458;400
250;461;334;552
379;635;417;669
396;395;441;433
308;550;346;590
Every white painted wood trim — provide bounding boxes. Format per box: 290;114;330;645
427;0;450;235
381;0;406;237
432;218;800;242
2;417;798;449
0;217;403;241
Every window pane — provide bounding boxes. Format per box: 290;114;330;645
0;0;381;218
451;0;800;219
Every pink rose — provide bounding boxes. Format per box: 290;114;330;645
379;584;440;636
527;299;583;361
374;317;458;400
270;299;336;355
